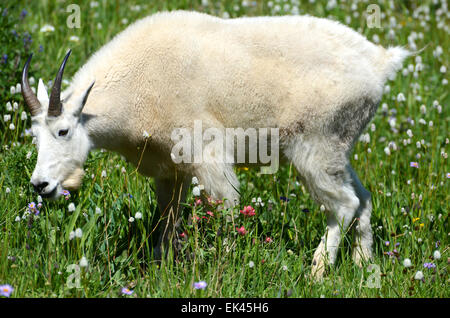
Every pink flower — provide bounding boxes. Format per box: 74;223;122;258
121;287;134;295
236;226;247;236
194;199;202;206
410;162;419;168
265;237;273;243
206;211;214;217
240;205;256;217
179;232;187;239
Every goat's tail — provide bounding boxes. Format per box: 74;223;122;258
380;46;411;80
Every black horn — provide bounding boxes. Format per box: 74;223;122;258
21;54;41;116
48;49;71;117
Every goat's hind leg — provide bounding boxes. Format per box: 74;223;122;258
289;138;360;280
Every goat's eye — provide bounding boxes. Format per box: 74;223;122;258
58;129;69;137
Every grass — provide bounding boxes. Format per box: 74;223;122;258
0;0;448;298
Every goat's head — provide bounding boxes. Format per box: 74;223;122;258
22;50;94;198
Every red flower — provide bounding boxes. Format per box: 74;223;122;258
265;237;273;243
240;205;256;217
236;226;247;236
179;232;187;239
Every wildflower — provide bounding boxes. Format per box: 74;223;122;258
385;241;390;246
95;206;102;214
410;162;419;168
61;189;70;199
0;284;13;297
9;123;15;130
6;101;12;111
191;176;199;185
440;65;447;73
206;211;214;217
397;93;406;102
384;147;391;156
193;281;207;290
252;197;264;207
265;237;273;243
179;232;186;239
79;256;88;267
403;258;412;268
75;228;83;238
69;35;79;42
280;196;290;202
248;261;255;268
282;265;288;271
128;217;135;223
69;231;75;240
101;170;107;178
40;24;55;33
240;205;256;217
236;226;247;236
432;250;441;260
414;271;424;280
192;186;201;197
121;287;134;295
68;202;76;212
15;216;21;222
4;114;11;122
423;262;436;269
135;212;142;219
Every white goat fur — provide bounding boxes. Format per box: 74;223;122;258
31;11;410;278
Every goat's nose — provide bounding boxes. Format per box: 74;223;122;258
32;181;49;194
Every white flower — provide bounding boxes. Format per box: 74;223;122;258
135;212;142;219
433;250;441;260
142;130;150;138
68;202;76;212
403;258;412;268
9;123;15;130
192;186;201;196
37;195;42;203
90;1;99;8
15;83;21;93
6;187;11;194
384;147;391;156
21;111;27;121
128;217;135;223
69;231;75;240
414;271;424;280
6;101;12;111
397;93;406;102
13;102;18;111
121;166;126;174
440;65;447;73
248;261;255;268
79;256;88;267
95;206;102;214
3;114;11;122
15;216;21;222
69;35;80;42
10;86;15;94
40;24;55;33
75;228;83;238
282;265;288;271
191;176;199;185
101;170;107;178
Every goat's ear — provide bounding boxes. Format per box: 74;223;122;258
73;80;95;117
37;78;49;106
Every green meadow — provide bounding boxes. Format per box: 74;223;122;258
0;0;448;297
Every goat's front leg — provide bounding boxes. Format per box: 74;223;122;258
153;173;190;260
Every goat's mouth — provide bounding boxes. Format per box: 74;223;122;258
40;186;58;199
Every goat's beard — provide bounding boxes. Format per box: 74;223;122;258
61;167;85;190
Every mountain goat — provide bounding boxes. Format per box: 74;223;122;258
21;11;409;279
